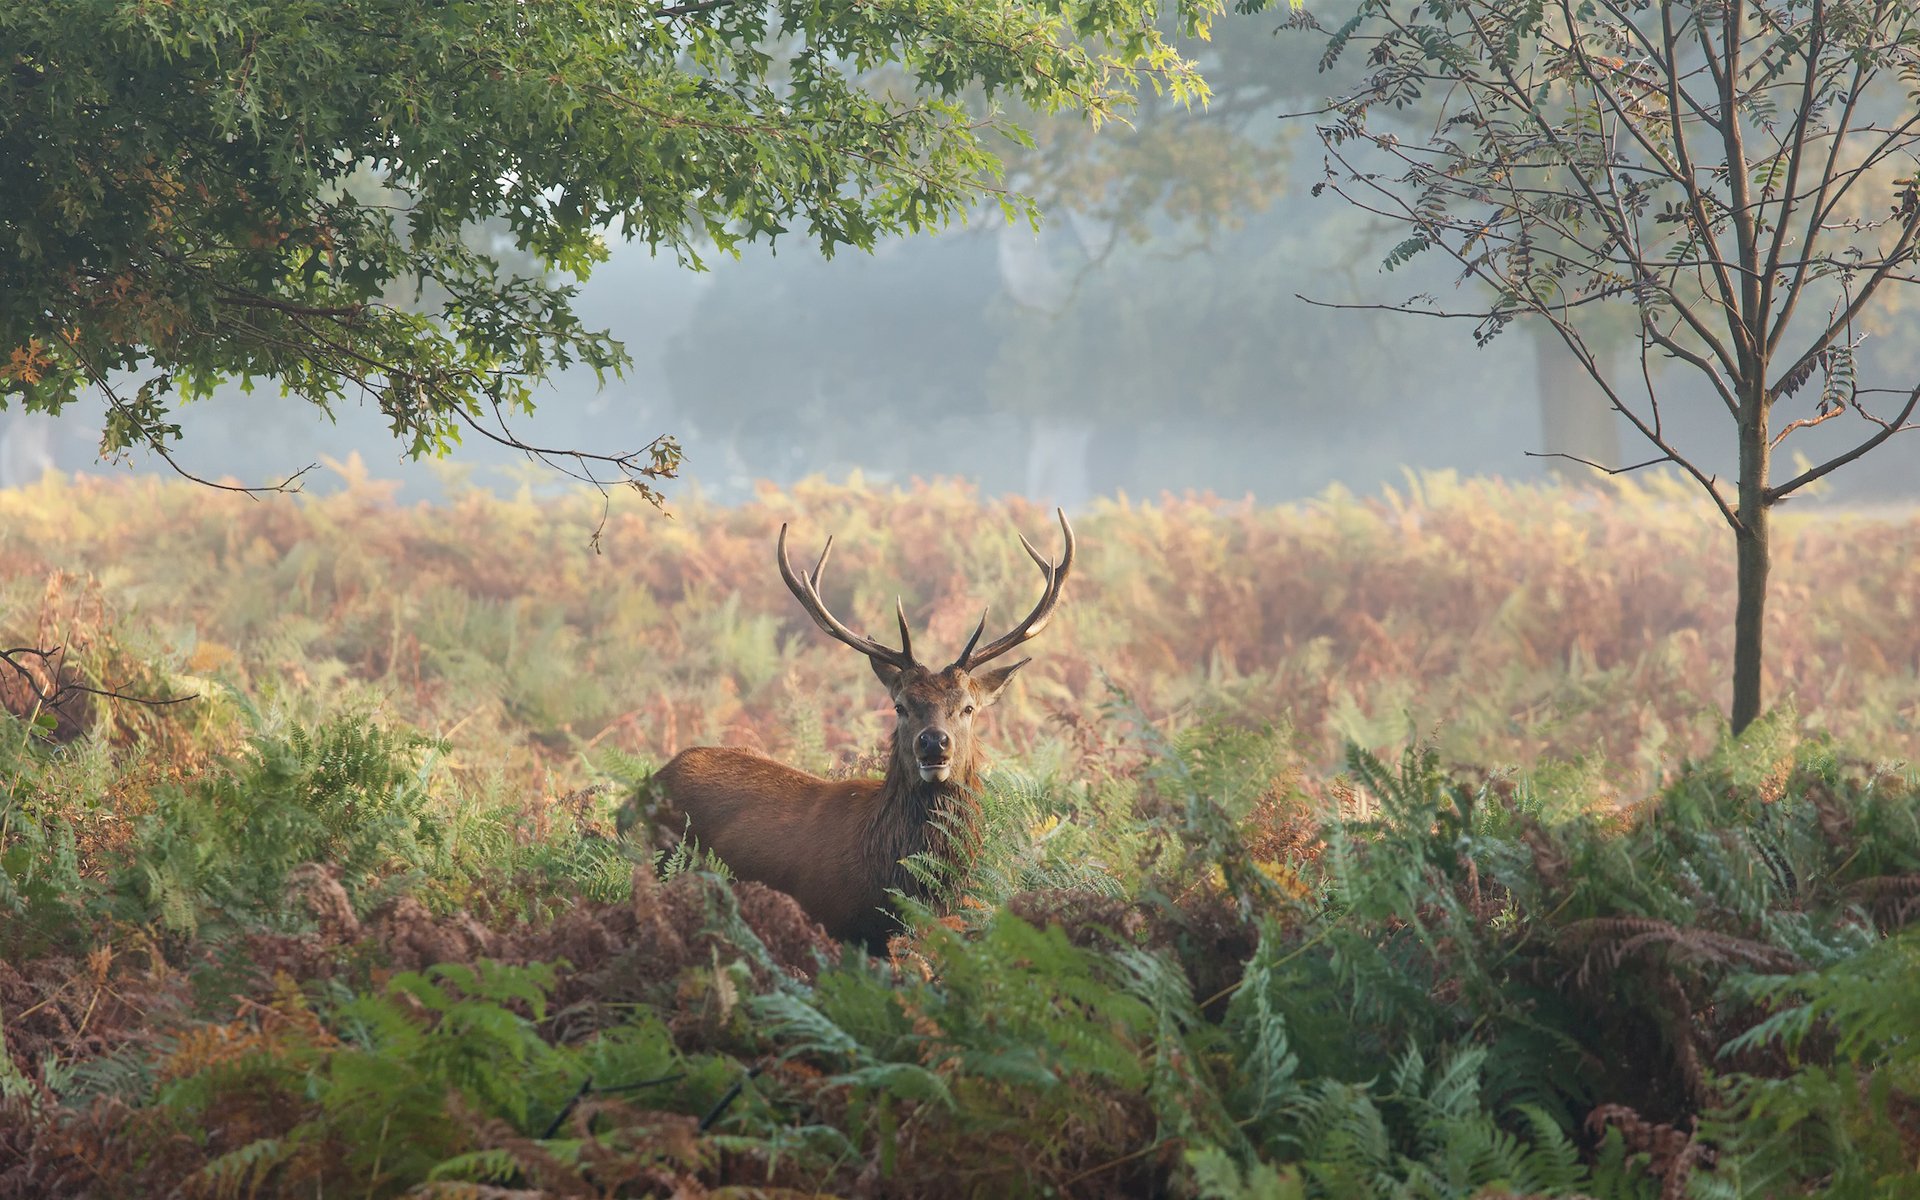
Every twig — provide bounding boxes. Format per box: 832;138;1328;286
1769;405;1846;449
655;0;737;15
698;1063;765;1132
1059;1134;1183;1189
1;646;197;710
582;710;647;751
1523;451;1675;476
451;403;679;550
539;1072;686;1139
1293;293;1493;320
1769;382;1920;500
57;331;316;498
215;293;367;320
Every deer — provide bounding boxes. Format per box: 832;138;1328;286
649;511;1075;953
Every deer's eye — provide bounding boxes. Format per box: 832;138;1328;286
894;704;906;716
961;705;975;717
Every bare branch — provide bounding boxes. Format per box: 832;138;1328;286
1771;61;1868;352
1756;0;1828;322
1660;0;1747;358
1538;313;1745;533
1770;405;1846;449
1768;383;1920;500
1523;451;1676;475
1292;294;1493;320
1768;209;1920;397
1;645;197;715
1714;0;1763;366
1473;0;1745;373
451;403;679;550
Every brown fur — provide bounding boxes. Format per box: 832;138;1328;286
653;662;1018;952
655;512;1072;952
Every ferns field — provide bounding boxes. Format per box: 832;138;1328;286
4;469;1920;1197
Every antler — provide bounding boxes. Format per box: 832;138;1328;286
954;508;1075;670
777;524;918;670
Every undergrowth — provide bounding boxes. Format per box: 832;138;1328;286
4;478;1920;1195
5;683;1918;1197
3;470;1918;789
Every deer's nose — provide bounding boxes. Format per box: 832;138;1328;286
915;729;951;760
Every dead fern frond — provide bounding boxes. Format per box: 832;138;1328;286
1558;917;1802;988
1847;874;1920;928
1586;1102;1712;1200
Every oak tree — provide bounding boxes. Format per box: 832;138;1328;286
1;0;1213;499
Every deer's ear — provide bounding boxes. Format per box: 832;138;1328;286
973;658;1030;706
870;657;905;690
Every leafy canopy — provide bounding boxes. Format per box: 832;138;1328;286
1;0;1214;493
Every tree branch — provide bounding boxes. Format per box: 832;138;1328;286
1714;0;1763;372
1767;209;1920;399
1756;0;1827;324
215;292;368;320
1660;0;1747;360
654;0;738;15
58;332;319;497
1523;451;1676;476
1770;404;1847;449
2;646;197;715
1767;382;1920;501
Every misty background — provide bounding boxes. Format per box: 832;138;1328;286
5;9;1916;509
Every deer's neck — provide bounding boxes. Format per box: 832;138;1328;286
866;751;983;898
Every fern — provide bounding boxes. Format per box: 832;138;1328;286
114;711;447;936
1278;1045;1591;1198
1705;930;1920;1194
192;1136;298;1200
1188;1144;1308;1199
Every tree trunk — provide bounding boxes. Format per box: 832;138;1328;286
1730;403;1771;735
1534;324;1622;479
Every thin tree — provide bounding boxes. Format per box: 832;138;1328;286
1292;0;1920;732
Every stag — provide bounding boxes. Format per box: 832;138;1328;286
651;511;1075;952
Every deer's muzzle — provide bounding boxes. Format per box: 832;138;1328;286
915;728;952;781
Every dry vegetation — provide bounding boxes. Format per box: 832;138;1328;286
3;464;1917;785
3;469;1918;1197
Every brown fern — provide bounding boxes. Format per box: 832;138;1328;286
1586;1103;1712;1200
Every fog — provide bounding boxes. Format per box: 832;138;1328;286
7;11;1917;510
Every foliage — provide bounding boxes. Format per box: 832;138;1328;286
1703;930;1920;1195
6;686;1919;1194
4;470;1917;787
664;0;1319;457
1;0;1213;494
5;478;1920;1195
1;702;632;966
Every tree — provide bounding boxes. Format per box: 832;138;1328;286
1;0;1213;503
1296;0;1920;732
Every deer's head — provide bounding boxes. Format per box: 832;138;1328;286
777;510;1075;787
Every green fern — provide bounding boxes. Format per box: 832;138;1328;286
1704;930;1920;1196
1281;1045;1592;1198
